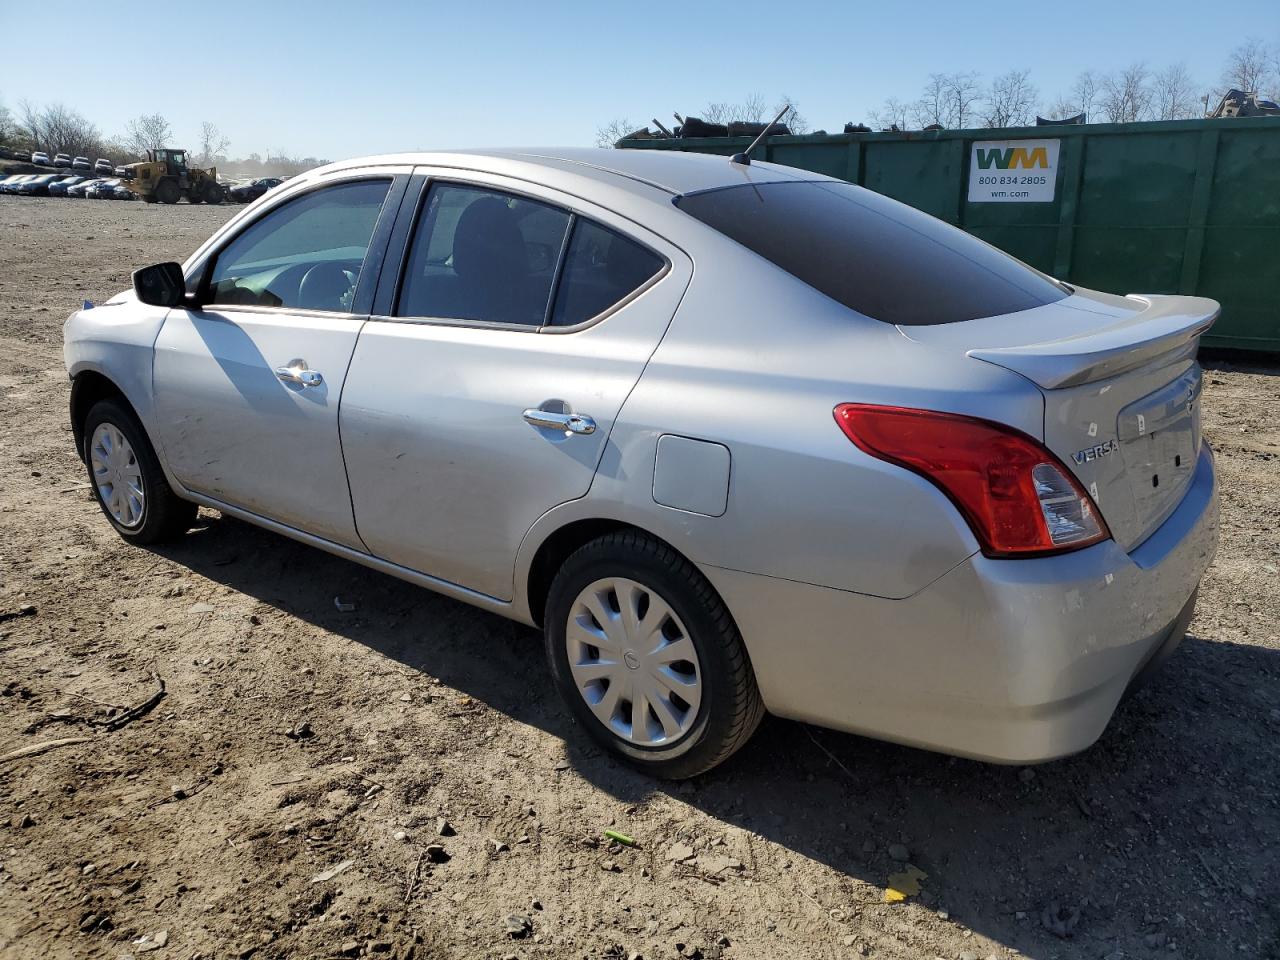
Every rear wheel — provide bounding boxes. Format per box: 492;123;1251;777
544;531;764;779
155;179;180;204
83;399;196;544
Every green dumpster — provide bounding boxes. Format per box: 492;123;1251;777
620;117;1280;352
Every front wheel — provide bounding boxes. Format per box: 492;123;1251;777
155;179;180;204
83;398;197;544
544;531;764;779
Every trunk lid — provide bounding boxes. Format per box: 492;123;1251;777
901;289;1218;552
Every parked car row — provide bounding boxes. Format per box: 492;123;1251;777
0;156;290;205
0;148;118;173
0;173;136;200
52;153;117;175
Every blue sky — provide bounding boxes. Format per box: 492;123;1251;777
2;0;1275;161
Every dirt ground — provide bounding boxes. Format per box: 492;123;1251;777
0;196;1277;960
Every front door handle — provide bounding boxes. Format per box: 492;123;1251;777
275;360;323;388
522;408;597;435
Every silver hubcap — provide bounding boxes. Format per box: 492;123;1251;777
89;422;144;528
566;577;702;747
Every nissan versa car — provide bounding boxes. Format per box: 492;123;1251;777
63;149;1218;777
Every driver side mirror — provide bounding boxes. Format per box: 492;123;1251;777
132;261;187;308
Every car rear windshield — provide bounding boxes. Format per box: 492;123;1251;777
675;180;1068;325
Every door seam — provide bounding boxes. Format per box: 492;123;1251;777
507;254;698;603
337;316;373;554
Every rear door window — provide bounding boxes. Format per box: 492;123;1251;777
397;184;571;326
547;220;666;327
675;180;1068;325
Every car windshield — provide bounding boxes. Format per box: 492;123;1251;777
675;180;1069;326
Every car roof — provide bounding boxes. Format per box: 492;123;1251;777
313;147;835;200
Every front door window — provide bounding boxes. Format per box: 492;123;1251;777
206;179;392;312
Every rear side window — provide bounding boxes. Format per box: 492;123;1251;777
548;220;666;326
675;181;1068;325
398;184;571;326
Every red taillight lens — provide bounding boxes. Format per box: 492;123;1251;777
834;404;1109;558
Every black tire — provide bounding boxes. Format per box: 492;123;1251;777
544;531;764;779
82;398;196;545
155;179;180;204
204;184;224;205
187;192;202;205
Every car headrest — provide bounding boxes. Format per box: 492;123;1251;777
452;197;528;282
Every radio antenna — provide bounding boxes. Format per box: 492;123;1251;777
730;104;792;166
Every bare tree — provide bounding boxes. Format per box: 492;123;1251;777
1047;71;1100;121
741;92;769;123
1221;37;1272;94
0;96;15;146
1152;63;1201;119
1075;71;1100;120
983;69;1038;128
1042;96;1074;121
17;99;43;150
42;104;101;156
1099;63;1153;122
699;102;734;126
124;113;172;157
683;95;807;132
595;118;638;148
912;73;950;128
945;71;984;128
197;121;230;165
774;95;808;134
912;72;983;128
13;100;102;156
869;97;912;130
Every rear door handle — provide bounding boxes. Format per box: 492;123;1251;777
522;409;597;435
275;360;324;388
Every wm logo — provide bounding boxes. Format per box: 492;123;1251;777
976;146;1050;170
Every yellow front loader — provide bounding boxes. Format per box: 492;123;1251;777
123;148;225;204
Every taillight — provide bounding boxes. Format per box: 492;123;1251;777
833;404;1109;558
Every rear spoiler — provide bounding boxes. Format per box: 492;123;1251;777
968;295;1219;389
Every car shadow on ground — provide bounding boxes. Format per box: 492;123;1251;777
153;512;1279;960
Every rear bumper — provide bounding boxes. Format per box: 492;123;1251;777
704;443;1219;764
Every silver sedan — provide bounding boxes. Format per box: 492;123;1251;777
64;149;1218;777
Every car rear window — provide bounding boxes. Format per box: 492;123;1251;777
675;181;1068;325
